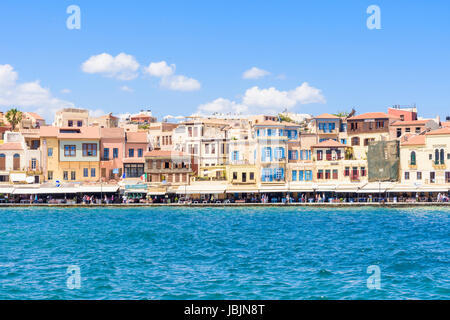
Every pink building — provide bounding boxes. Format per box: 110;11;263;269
124;131;150;179
100;128;125;182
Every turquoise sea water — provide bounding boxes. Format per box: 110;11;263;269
0;206;448;300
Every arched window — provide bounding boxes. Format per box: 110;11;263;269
440;149;445;165
13;153;20;170
410;151;416;166
435;149;440;165
0;153;5;171
351;137;360;146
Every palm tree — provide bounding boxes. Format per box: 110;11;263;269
5;108;23;131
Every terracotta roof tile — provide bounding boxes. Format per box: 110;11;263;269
144;150;189;157
391;120;431;126
100;127;125;139
426;127;450;135
348;112;400;120
401;135;426;146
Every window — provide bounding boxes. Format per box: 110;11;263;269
31;158;37;170
63;171;68;180
440;149;445;165
351;137;360;146
325;170;331;179
68;120;73;127
292;170;297;181
332;169;338;179
103;148;110;160
48;171;53;180
298;170;304;181
405;128;411;133
113;148;119;159
430;172;435;183
305;170;312;181
262;147;272;162
275;147;284;160
407;151;416;166
83;168;88;177
205;144;210;154
64;145;76;157
417;172;422;180
48;148;53;157
250;172;254;180
211;144;216;154
274;168;283;180
124;163;144;178
262;168;272;182
404;172;410;180
288;150;298;160
340;139;347;145
361;167;366;176
396;128;402;138
138;148;143;157
82;144;97;157
77;120;82;127
317;170;323;179
415;127;421;134
0;154;5;171
232;151;239;161
233;172;238;180
429;154;432;160
344;167;350;176
129;148;134;157
317;150;323;160
91;168;96;177
71;171;76;180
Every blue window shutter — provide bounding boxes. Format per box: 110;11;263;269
281;148;285;159
261;148;265;161
269;148;273;161
270;169;273;181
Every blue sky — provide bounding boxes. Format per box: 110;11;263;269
0;0;449;121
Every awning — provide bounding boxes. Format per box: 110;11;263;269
78;186;119;193
357;182;394;193
259;185;288;193
334;184;363;193
289;184;315;192
13;188;40;195
315;185;337;192
0;187;14;194
175;184;227;194
226;187;258;193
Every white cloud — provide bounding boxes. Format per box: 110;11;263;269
81;53;139;80
242;67;270;79
160;75;201;91
120;85;134;93
243;82;326;108
196;82;325;115
197;98;248;114
61;88;71;94
0;64;74;121
144;60;201;91
144;61;175;77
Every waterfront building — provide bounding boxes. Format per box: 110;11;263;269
390;119;439;139
387;105;417;122
90;113;119;128
172;118;230;169
148;122;178;151
347;112;399;160
100;127;125;182
129;110;157;124
144;150;192;196
123;131;149;180
400;127;450;186
39;126;101;183
0;131;42;184
310;113;341;142
53;108;90;127
20;112;46;129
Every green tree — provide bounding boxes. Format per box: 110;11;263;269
333;111;350;118
5;108;23;131
278;113;294;123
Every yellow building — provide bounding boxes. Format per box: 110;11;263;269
400;127;450;186
40;126;101;183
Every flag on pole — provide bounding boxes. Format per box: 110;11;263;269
140;173;147;181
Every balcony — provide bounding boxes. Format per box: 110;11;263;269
431;161;446;170
408;161;417;169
